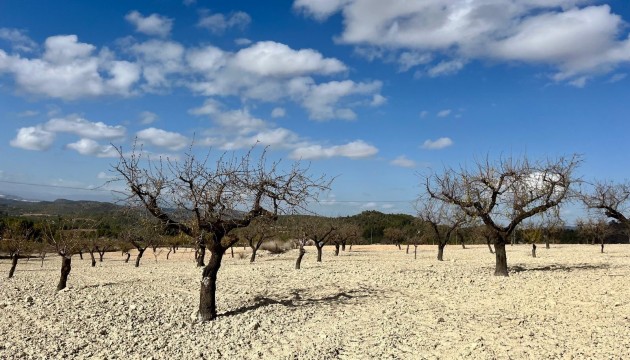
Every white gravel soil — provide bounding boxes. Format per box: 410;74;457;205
1;244;629;359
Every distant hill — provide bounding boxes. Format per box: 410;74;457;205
0;195;121;217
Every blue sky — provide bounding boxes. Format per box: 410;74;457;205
0;0;629;220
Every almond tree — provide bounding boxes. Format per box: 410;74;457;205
43;219;89;291
1;218;35;278
235;218;276;263
383;227;406;249
417;199;467;261
580;180;629;242
576;217;609;252
330;223;361;256
113;145;330;321
424;155;580;276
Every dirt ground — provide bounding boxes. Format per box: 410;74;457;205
0;244;629;359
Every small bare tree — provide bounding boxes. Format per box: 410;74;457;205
417;199;467;261
576;217;609;252
1;218;35;278
579;180;629;242
235;218;276;263
383;227;406;249
424;155;580;276
330;223;361;256
43;219;88;291
113;144;330;321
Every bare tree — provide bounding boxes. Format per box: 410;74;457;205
1;218;35;278
298;217;336;262
383;227;406;249
580;181;630;242
113;144;330;321
330;223;361;256
234;218;276;263
576;217;609;252
43;219;88;291
417;199;467;261
424;155;580;276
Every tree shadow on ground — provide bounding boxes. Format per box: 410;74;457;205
510;263;610;273
220;287;376;318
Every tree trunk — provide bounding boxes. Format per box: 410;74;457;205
57;256;72;291
198;249;224;322
316;245;323;262
197;244;206;267
341;241;346;251
414;245;418;260
494;242;509;276
78;251;83;260
250;245;259;263
397;244;402;250
334;244;340;256
40;253;46;267
295;245;306;270
437;243;446;261
8;253;19;278
406;244;409;254
531;243;537;258
135;248;145;268
486;238;494;254
601;241;604;253
90;251;96;267
349;244;353;251
99;252;104;262
167;248;172;260
124;252;131;263
231;246;234;258
545;237;550;249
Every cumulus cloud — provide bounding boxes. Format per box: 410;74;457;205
44;116;126;139
125;11;173;38
136;127;188;150
390;155;416;168
197;10;251;34
370;94;387;106
422;137;453;150
0;35;140;99
290;140;378;160
235;38;253;46
300;79;382;120
233;41;346;77
295;0;630;84
271;107;286;118
66;139;118;158
10;126;55;151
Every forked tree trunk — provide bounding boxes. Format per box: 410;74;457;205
494;242;509;276
197;244;206;267
98;252;105;262
250;242;263;263
437;243;446;261
198;249;224;322
8;253;19;278
334;244;340;256
295;245;306;269
486;238;494;254
57;256;72;291
532;243;537;258
90;251;96;267
135;248;145;268
406;244;409;254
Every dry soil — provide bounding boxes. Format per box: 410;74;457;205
0;244;629;359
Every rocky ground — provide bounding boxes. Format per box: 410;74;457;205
0;244;629;359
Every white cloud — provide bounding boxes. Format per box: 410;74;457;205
419;110;429;118
197;10;251;34
398;51;432;72
0;35;140;99
125;11;173;38
295;1;630;84
300;80;381;120
44;116;126;139
370;94;387;106
10;126;55;151
233;41;346;77
361;202;377;209
390;155;416;168
136;127;188;150
290;140;378;160
130;39;185;89
422;137;453;150
66;139;118;158
271;107;286;118
0;28;37;52
139;111;158;124
235;38;253;46
437;109;451;118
